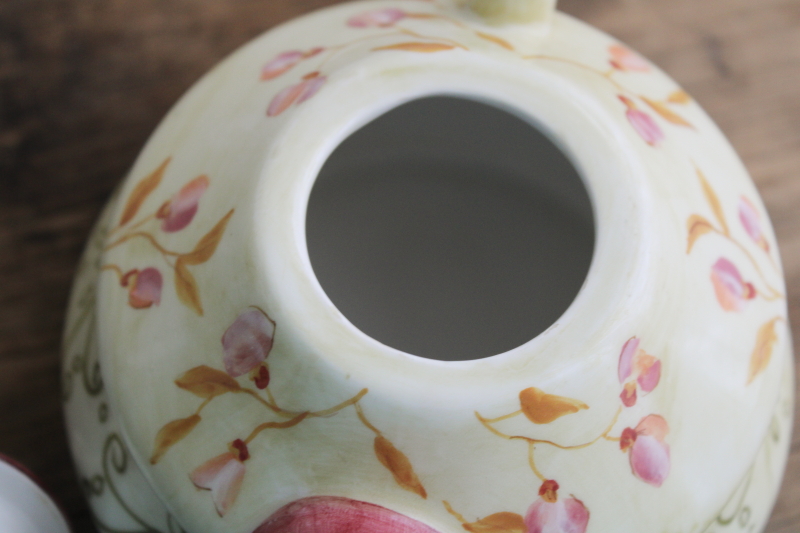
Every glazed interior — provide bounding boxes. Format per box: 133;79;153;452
306;96;595;361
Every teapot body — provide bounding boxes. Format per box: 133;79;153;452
62;2;793;532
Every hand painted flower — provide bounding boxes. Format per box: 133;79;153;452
253;496;442;533
620;415;670;487
618;337;661;407
267;72;327;117
525;480;589;533
609;44;650;72
260;48;324;81
618;95;664;146
156;175;210;232
738;196;770;252
347;9;406;28
190;447;247;516
122;267;162;309
222;308;276;377
710;257;756;312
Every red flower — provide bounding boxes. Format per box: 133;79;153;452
618;95;664;146
253;496;442;533
190;445;248;516
525;480;590;533
121;268;162;309
620;415;670;487
222;308;276;377
710;257;756;312
738;196;770;252
609;44;650;72
347;9;406;28
267;72;327;117
156;175;209;232
617;337;661;407
261;48;324;81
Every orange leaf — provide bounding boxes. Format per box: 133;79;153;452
475;31;514;51
686;214;715;253
174;258;203;315
519;387;588;424
748;317;781;384
176;365;241;398
374;435;427;499
373;42;456;53
181;209;235;266
667;90;691;104
641;97;693;128
119;157;170;226
150;414;201;464
696;167;729;236
464;513;526;533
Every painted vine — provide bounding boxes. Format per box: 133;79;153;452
102;157;235;316
150;307;427;517
685;166;786;384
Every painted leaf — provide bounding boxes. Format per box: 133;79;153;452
119;157;170;226
475;32;514;51
176;365;241;398
686;214;715;253
464;513;526;533
667;90;691;104
175;258;203;315
641;97;693;128
748;317;781;384
373;435;427;499
374;42;456;53
150;414;201;464
181;209;235;265
519;387;588;424
697;168;729;236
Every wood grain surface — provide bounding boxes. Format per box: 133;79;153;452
1;0;798;531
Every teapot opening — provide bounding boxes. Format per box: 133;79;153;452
306;96;594;361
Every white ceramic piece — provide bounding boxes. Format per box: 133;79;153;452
61;0;794;532
0;457;72;533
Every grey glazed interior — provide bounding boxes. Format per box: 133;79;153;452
306;96;594;361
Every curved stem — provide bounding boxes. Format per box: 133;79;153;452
527;442;546;481
482;410;522;424
354;401;382;436
525;55;634;96
312;388;369;418
243;412;309;445
443;501;468;525
101;264;125;281
237;388;292;417
476;407;623;451
398;27;469;49
194;397;213;416
104;232;182;257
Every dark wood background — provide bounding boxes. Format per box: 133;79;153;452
1;0;798;531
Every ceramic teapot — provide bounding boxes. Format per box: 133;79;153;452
62;0;794;532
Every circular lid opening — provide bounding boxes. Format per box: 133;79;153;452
306;96;594;361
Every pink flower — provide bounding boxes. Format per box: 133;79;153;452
190;440;250;516
609;44;650;72
620;415;670;487
525;480;590;533
267;72;327;117
347;9;406;28
710;257;756;312
156;175;210;232
222;308;276;377
260;48;324;81
619;95;664;146
121;268;162;309
738;196;770;252
253;496;442;533
618;337;661;407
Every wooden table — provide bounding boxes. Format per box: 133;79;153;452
1;0;798;531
